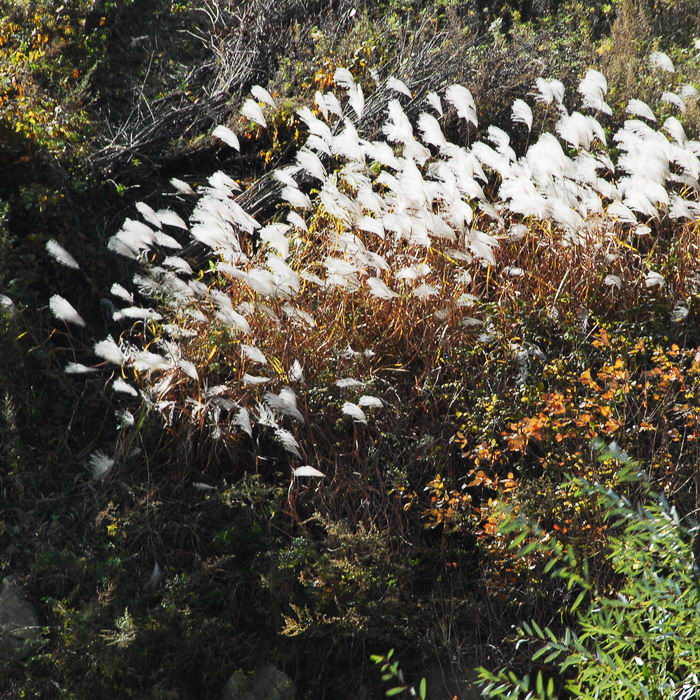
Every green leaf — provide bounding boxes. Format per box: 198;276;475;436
385;686;407;696
518;540;540;557
570;590;587;613
419;677;427;700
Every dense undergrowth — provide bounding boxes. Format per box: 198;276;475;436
2;1;700;698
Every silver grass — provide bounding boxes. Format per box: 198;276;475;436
604;274;622;289
113;378;138;396
649;51;675;72
50;295;86;326
274;428;301;457
293;465;324;477
281;304;315;327
445;84;477;127
297;102;333;147
425;91;443;116
234;407;253;437
94;336;125;366
131;351;172;372
264;387;304;423
287;211;308;232
240;98;267;128
259;226;290;258
314;90;329;120
170;178;194;194
358;395;383;408
342;401;366;424
626;98;656;122
212;124;240;150
387;76;411;98
157;209;188;229
412;283;439;298
243;374;271;386
288;360;304;384
178;360;198;381
113;306;162;322
90;451;114;480
240;344;267;365
645;271;665;288
280;186;312;209
274;167;299;188
335;378;365;389
46;239;80;270
323;92;343;119
333;67;355;90
347;83;364;120
65;362;97;374
251;84;276;108
534;77;565;106
418;112;446;150
296;148;326;181
578;69;611;115
511;98;533;131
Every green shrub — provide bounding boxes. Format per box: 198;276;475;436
478;442;700;698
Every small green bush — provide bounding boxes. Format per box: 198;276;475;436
478;442;700;699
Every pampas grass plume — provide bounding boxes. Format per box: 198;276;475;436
50;295;85;327
46;239;80;270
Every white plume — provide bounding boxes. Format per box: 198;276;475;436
287;211;308;232
661;91;685;113
445;84;477;127
170;178;194;194
367;276;398;299
417;112;446;149
649;51;675;72
288;359;304;383
578;69;612;115
296;148;326;181
234;407;253;437
293;465;325;477
212;125;240;150
425;91;443;116
274;428;302;457
342;401;367;424
113;378;138;396
94;336;125;366
604;274;622;289
157;209;187;229
280;186;312;209
65;362;98;374
265;387;304;423
240;343;267;365
334;67;355;90
358;395;383;408
511;99;533;131
46;239;80;270
242;374;271;386
335;378;365;389
645;271;665;288
251;84;276;107
534;77;565;105
348;83;365;120
240;98;267;127
626;99;656;122
50;295;85;327
387;76;411;98
90;451;114;480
